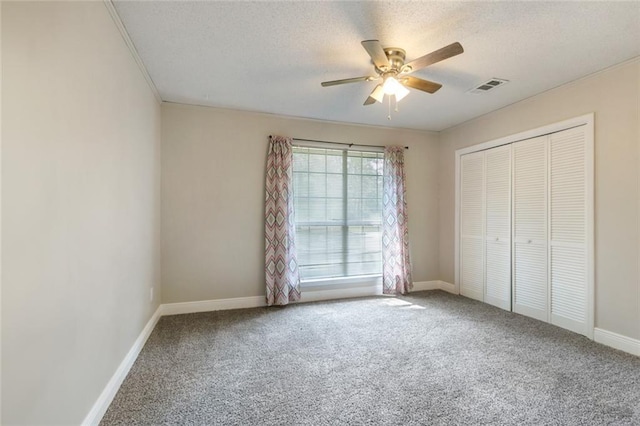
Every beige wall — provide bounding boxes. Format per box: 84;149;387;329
439;59;640;340
2;2;161;424
162;103;440;303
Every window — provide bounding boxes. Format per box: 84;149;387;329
292;146;384;281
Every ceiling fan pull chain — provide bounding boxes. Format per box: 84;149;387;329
388;95;391;120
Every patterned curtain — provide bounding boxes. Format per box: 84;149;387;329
265;135;301;306
382;146;413;295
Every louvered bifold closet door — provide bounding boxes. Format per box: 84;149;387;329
484;145;512;311
460;151;485;302
512;136;548;322
549;126;589;336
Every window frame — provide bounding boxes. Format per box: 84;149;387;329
291;141;384;287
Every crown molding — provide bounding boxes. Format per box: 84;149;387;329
103;0;162;103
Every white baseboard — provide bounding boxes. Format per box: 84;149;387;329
594;328;640;357
149;281;459;317
161;286;386;315
161;295;266;316
438;281;458;294
412;280;458;295
82;305;162;426
412;280;441;291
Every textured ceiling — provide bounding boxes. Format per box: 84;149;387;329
113;1;640;131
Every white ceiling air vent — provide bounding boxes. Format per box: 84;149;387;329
468;78;509;94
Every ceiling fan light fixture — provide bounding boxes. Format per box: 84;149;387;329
394;85;410;102
383;76;410;101
370;85;385;103
382;76;399;94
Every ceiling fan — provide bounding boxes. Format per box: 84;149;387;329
321;40;464;105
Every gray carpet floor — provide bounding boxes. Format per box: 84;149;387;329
101;291;640;425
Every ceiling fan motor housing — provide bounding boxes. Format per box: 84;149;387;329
379;47;406;74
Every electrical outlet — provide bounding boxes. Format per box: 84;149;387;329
150;287;154;302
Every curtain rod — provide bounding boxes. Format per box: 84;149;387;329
269;136;408;150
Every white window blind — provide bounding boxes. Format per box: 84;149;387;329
292;146;383;281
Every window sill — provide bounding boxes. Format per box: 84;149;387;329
301;274;382;290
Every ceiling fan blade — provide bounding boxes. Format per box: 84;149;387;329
361;40;390;69
402;76;442;94
404;42;463;73
321;76;372;87
363;97;377;106
364;85;384;105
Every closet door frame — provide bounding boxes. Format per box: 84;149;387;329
454;113;594;338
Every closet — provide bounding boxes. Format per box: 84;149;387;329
458;120;593;338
